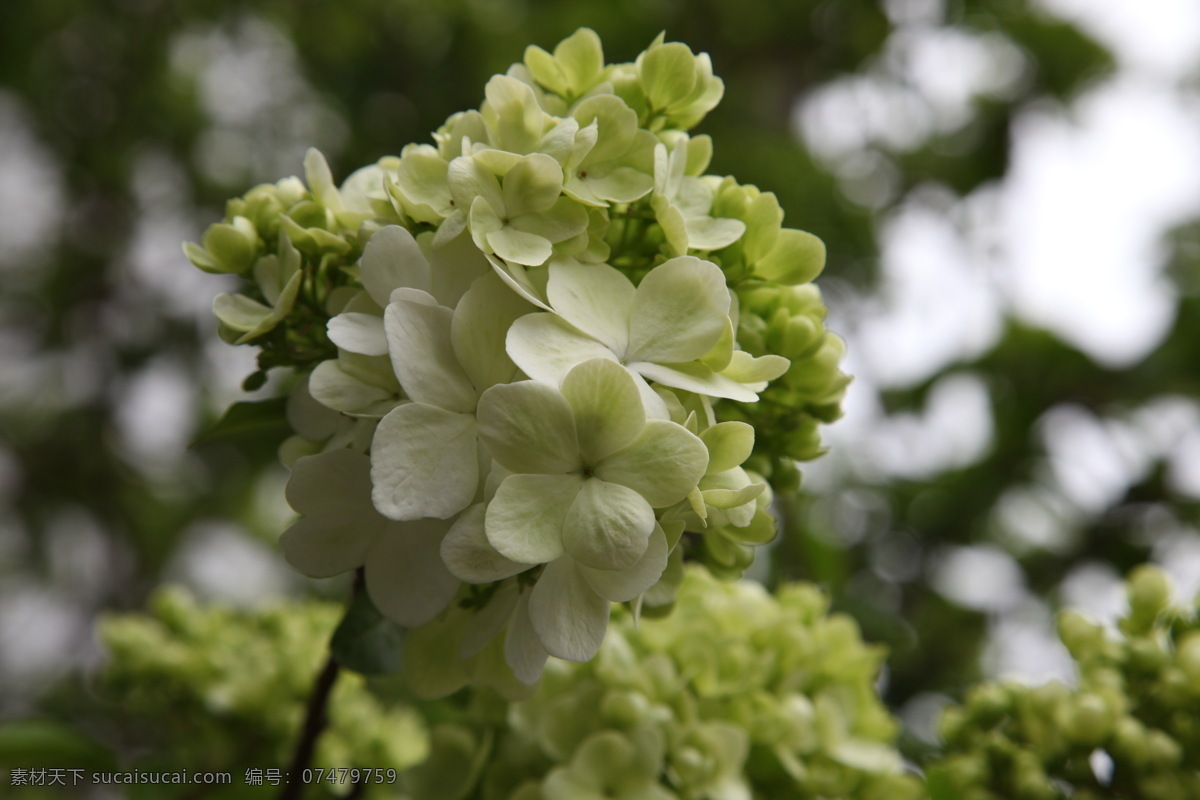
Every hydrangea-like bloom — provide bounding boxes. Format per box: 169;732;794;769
188;27;850;697
371;272;532;521
279;449;458;627
477;358;706;570
507;257;769;406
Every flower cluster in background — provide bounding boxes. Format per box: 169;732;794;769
183;28;848;687
98;590;429;793
98;567;921;800
927;566;1200;800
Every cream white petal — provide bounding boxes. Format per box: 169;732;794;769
384;291;477;413
562;478;655;571
579;523;669;603
327;312;388;356
485;473;581;564
364;518;459;627
546;261;633;355
370;404;479;521
506;313;619;386
528;558;610;662
360;225;431;307
441;503;529;583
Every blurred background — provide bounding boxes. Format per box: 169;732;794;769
2;0;1200;766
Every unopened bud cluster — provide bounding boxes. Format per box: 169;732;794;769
928;566;1200;800
406;566;924;800
98;590;429;778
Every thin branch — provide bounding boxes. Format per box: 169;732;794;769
278;652;340;800
277;570;363;800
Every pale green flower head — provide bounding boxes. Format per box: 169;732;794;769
634;35;725;131
370;271;531;521
480;74;555;155
523;28;609;101
508;256;771;407
449;152;589;267
562;94;657;206
477;358;707;571
279;448;459;628
542;728;675;800
651;140;746;256
387;143;454;224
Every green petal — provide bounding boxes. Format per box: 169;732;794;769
633;361;759;402
476;380;581;474
528;557;610;662
460;580;517;657
441;503;528;583
503;153;564;218
722;350;790;384
560;358;645;464
510;196;590;244
488;252;552;310
755;228;826;285
701;421;755;473
684;214;746;251
448;155;505;214
427;228;493;307
487;226;553;267
639;43;698;111
485;473;582;564
365;518;459;627
507;589;550;684
451;272;532;393
327;312;387;356
555;27;605;95
212;293;271;332
539;117;582;167
384;290;477;413
579;523;668;602
563;478;655;570
392;145;453;223
308;359;398;417
628;256;730;364
360;225;431;307
585;167;654;204
525;45;569;96
506;313;620;386
546;261;633;356
304;148;343;211
595;419;708;507
651;194;688;257
370;403;479;520
573;94;637;165
703;482;765;511
482;75;546;155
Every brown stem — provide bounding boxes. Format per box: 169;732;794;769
278;570;362;800
277;652;341;800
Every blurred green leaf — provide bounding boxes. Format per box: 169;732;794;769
331;588;406;675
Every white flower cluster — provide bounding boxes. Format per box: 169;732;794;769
187;29;843;688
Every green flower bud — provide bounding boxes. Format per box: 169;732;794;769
1057;610;1106;660
1063;693;1114;746
1124;565;1173;635
187;215;260;274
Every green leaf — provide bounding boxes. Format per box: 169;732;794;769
0;720;116;769
190;397;290;447
331;585;406;675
